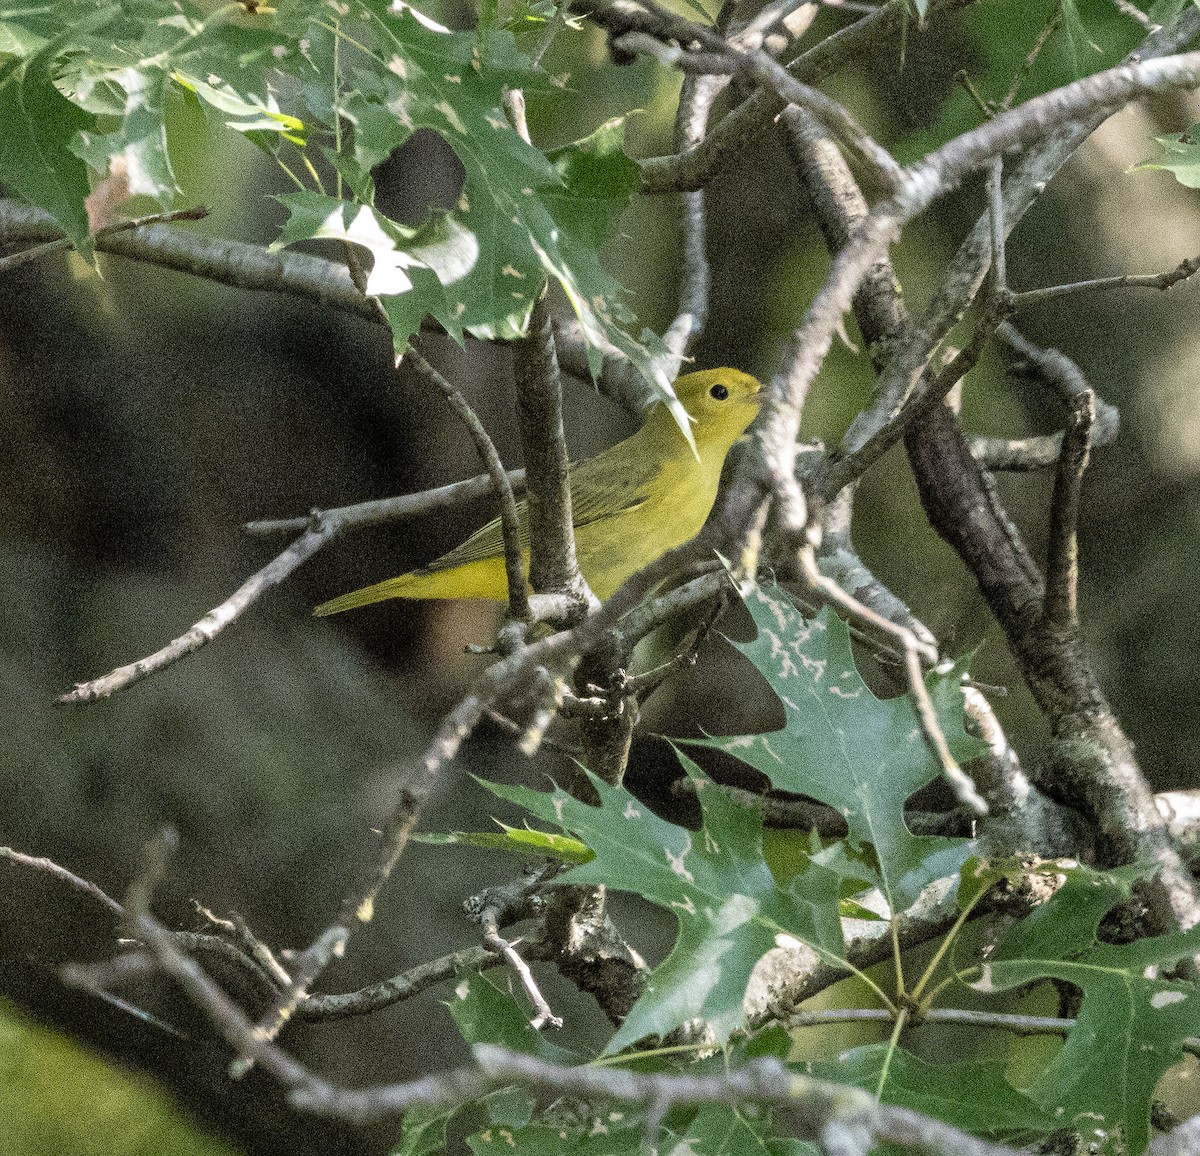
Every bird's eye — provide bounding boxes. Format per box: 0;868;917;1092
710;384;729;400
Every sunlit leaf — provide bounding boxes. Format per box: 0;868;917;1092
415;822;592;863
1131;124;1200;188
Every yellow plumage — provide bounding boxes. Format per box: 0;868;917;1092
314;368;764;613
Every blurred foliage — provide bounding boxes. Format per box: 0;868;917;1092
0;1001;235;1156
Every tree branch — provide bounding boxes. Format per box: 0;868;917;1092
637;0;972;194
513;293;595;618
406;349;530;623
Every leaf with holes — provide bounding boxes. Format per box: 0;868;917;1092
689;584;987;913
483;756;849;1053
966;862;1200;1153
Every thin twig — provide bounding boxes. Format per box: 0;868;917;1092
969;325;1119;472
585;0;904;193
244;470;526;536
194;904;293;988
0;846;124;916
1042;371;1095;630
999;7;1063;112
61;469;532;703
59;522;337;703
662;72;720;367
988;157;1006;293
0;206;209;273
820;303;1007;499
236;786;428;1075
1005;254;1200;308
408;349;530;623
792;547;986;815
776;1005;1083;1036
1110;0;1155;30
292;1043;1027;1155
479;909;562;1031
300;945;508;1021
638;0;966;194
817;483;939;655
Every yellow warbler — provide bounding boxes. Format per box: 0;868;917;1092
314;367;763;613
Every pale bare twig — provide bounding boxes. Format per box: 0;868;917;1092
406;349;530;624
234;786;427;1076
291;1043;1026;1154
60;470;530;703
1109;0;1155;32
193;904;293;989
299;945;508;1021
1000;7;1063;112
1042;366;1096;630
638;0;969;194
0;200;382;322
1005;254;1200;308
779;1005;1079;1036
584;0;904;193
244;470;526;536
0;206;209;272
819;302;1007;504
59;523;337;703
479;909;562;1031
661;72;721;368
56;833;1022;1153
988;157;1006;293
0;846;124;916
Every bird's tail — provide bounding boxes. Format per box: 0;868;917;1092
314;557;517;614
313;574;421;616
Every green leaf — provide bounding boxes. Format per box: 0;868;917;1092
807;1045;1055;1134
447;971;578;1064
173;71;305;142
270;0;674;403
482;756;847;1053
672;1103;791;1154
484;1086;536;1128
1058;0;1101;74
543;117;639;249
692;584;986;912
954;855;1029;911
273;191;474;293
415;821;592;863
70;69;179;205
467;1118;648;1155
966;863;1200;1153
390;1105;454;1156
0;0;675;411
1131;124;1200;188
0;36;96;256
0;20;48;58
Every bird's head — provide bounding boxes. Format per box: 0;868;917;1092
673;368;765;450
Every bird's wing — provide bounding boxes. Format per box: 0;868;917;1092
419;507;529;573
422;454;651;574
565;442;653;527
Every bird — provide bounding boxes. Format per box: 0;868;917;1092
314;367;764;613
